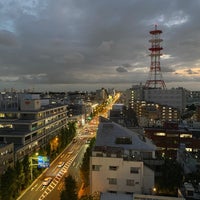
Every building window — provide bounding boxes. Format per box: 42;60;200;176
0;113;5;118
126;179;135;186
92;165;101;171
108;190;117;193
126;192;133;195
96;153;103;157
167;133;178;137
186;148;192;152
154;132;165;136
109;166;118;171
141;152;152;159
130;167;139;174
115;137;132;144
108;178;117;185
180;134;192;138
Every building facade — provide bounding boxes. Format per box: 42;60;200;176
144;122;200;158
124;84;144;109
0;143;14;174
0;93;68;162
144;88;187;113
134;101;180;127
90;117;156;195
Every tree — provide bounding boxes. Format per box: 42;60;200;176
156;158;184;195
68;121;77;139
124;107;138;127
80;148;90;186
187;104;196;111
80;138;95;187
60;175;78;200
15;160;25;191
79;195;93;200
22;155;31;186
0;167;18;200
60;127;69;148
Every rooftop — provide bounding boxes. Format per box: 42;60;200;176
95;117;156;152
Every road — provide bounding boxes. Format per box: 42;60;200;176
17;136;90;200
17;93;120;200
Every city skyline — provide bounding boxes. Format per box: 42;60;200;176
1;0;200;91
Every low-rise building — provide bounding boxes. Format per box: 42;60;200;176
144;121;200;158
100;192;185;200
90;117;156;195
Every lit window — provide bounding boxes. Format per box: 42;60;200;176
0;113;5;118
180;134;192;138
154;132;165;136
186;148;192;152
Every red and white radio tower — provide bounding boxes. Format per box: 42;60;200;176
145;25;166;89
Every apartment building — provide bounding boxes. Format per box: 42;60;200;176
90;117;156;195
187;90;200;105
134;100;180;127
0;143;14;174
144;121;200;158
95;88;109;104
144;88;187;113
124;84;144;109
124;86;187;113
0;93;68;162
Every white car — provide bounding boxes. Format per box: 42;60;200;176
57;161;65;168
42;177;52;186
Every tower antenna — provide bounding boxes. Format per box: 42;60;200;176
145;24;166;89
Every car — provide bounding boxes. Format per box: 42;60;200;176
57;161;65;168
42;177;52;186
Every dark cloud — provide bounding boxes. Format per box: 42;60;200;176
185;69;198;75
162;66;176;73
122;63;133;68
116;66;128;73
0;30;18;46
0;0;200;91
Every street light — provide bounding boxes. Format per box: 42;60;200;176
30;155;39;180
152;187;157;195
30;153;50;180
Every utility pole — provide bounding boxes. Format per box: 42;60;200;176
29;156;39;180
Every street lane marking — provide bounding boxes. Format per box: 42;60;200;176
38;155;77;200
31;183;38;191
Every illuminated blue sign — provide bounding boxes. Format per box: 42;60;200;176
38;156;50;168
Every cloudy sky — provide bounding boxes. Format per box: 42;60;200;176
0;0;200;92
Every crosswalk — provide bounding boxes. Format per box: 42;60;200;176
38;156;76;200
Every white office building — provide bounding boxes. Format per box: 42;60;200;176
144;88;187;112
90;117;156;195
